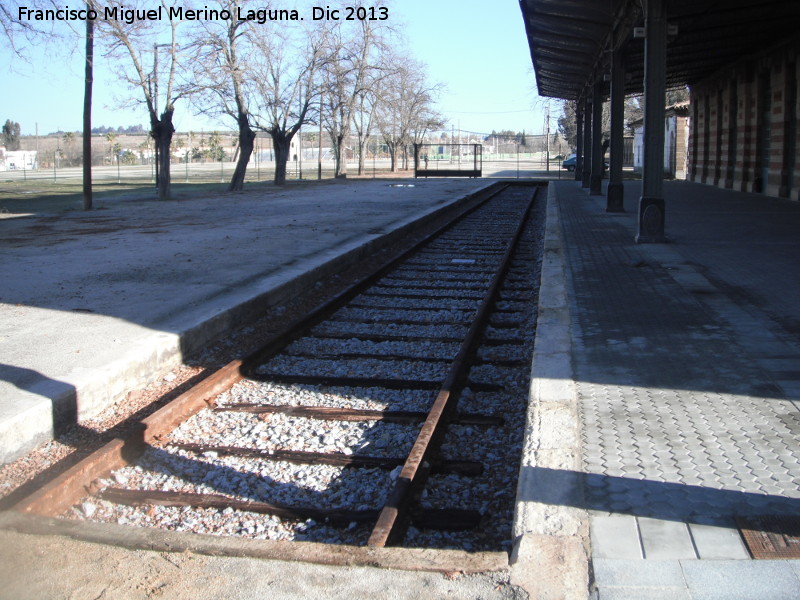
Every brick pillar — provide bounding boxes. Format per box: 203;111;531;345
701;94;710;183
725;78;738;189
714;90;724;186
791;62;800;201
575;102;584;182
766;64;783;197
779;59;796;198
736;73;754;192
675;115;688;179
688;91;699;182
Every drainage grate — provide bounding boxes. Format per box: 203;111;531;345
736;516;800;559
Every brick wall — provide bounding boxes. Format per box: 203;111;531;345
690;39;800;200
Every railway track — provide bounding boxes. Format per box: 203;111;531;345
10;182;546;565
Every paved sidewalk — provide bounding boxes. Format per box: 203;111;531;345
553;179;800;599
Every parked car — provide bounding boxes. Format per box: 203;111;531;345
561;154;608;172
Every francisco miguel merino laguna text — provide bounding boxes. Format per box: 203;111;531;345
17;5;390;25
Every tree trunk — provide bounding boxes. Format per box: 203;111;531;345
82;7;93;210
151;108;175;200
334;134;347;178
356;136;366;175
388;141;397;172
272;132;294;186
228;115;255;192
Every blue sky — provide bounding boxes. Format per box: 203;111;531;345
1;0;553;137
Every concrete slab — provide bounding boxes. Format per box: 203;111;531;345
0;179;492;463
596;589;691;600
590;515;642;559
638;519;696;560
681;560;800;600
592;559;687;589
688;521;750;560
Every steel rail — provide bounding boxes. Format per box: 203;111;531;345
367;186;540;547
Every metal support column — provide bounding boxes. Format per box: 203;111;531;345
582;95;592;188
607;45;626;211
637;0;668;243
590;80;604;195
575;102;584;181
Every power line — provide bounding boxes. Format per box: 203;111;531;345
446;109;537;115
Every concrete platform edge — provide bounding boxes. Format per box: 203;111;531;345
176;181;497;359
511;183;590;599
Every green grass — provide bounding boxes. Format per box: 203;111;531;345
0;179;236;214
0;174;344;215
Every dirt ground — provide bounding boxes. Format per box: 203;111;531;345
0;526;527;600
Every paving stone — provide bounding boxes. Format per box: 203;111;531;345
591;516;643;559
688;522;749;559
556;181;800;597
638;518;697;559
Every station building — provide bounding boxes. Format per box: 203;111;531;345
688;38;799;200
519;0;800;240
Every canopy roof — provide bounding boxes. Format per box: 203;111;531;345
519;0;800;100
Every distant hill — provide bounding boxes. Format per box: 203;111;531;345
90;125;146;135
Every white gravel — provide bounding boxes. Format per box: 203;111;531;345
312;320;470;339
285;337;461;360
257;356;449;381
330;306;474;324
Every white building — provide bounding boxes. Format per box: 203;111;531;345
632;103;690;179
0;149;38;171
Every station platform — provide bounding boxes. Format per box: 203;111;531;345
0;179;492;464
0;176;798;599
541;179;800;599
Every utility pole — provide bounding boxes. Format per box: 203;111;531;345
153;42;159;192
318;95;323;180
298;90;303;180
82;2;93;210
458;121;461;168
545;103;550;172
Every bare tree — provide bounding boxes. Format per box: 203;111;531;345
98;0;185;200
320;16;391;178
189;0;257;192
557;100;578;149
351;52;392;176
352;90;378;176
3;1;94;208
377;60;443;171
1;0;62;58
247;22;327;185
